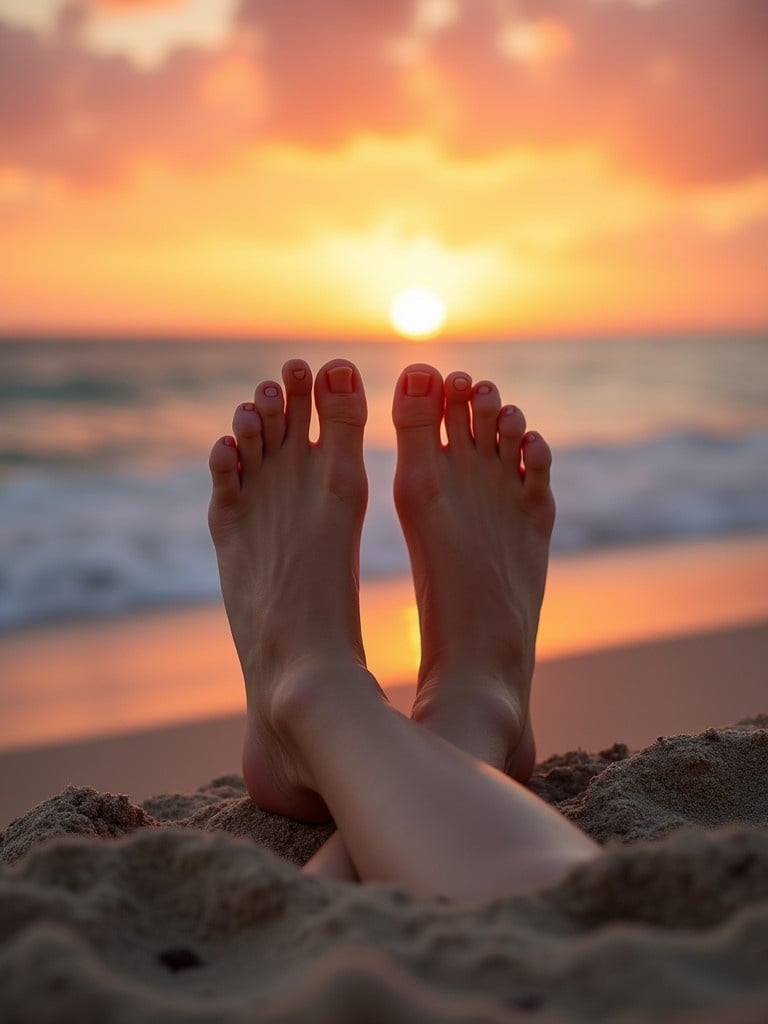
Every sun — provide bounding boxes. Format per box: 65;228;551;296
389;287;447;340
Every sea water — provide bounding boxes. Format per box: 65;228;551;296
1;333;766;630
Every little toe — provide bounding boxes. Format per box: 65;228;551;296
254;380;286;453
232;402;263;475
208;435;241;518
522;431;553;500
392;363;445;462
314;359;368;458
497;405;527;471
471;381;502;455
444;372;473;451
282;359;313;448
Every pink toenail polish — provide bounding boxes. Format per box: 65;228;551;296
476;384;492;396
243;402;256;412
326;365;354;393
223;436;236;447
503;405;518;415
264;385;279;398
291;368;307;380
525;431;538;442
405;371;431;397
453;376;470;391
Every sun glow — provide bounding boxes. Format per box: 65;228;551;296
389;287;447;339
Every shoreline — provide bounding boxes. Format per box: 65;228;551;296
2;532;767;754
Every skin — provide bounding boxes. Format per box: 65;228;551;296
208;359;598;903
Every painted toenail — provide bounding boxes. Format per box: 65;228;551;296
502;405;518;416
223;436;236;447
525;431;538;442
406;371;431;397
326;365;354;393
476;384;492;396
243;402;256;412
264;386;279;398
453;376;470;391
291;368;307;380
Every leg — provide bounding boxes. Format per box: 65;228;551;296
307;366;553;880
209;360;597;903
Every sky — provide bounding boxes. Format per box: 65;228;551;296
0;0;766;340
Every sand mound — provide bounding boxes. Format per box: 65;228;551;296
2;721;768;1023
562;724;768;843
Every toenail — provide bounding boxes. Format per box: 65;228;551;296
502;405;518;416
453;376;470;392
264;386;279;398
525;431;539;442
406;371;431;397
291;368;307;380
326;365;354;393
476;384;492;396
243;402;256;412
223;436;236;447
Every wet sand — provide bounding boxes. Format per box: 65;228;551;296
1;620;766;829
2;533;767;756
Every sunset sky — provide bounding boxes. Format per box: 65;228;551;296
1;0;766;340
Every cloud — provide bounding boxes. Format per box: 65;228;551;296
0;12;257;183
0;0;766;186
393;0;768;183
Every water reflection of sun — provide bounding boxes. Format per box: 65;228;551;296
389;287;447;340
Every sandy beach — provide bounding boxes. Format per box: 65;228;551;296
2;713;767;1022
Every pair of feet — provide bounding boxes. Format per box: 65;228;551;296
208;359;555;823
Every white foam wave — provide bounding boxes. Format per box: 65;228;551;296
0;429;766;629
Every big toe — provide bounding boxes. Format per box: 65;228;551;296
392;364;444;463
314;359;368;458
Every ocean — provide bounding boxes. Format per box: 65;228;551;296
1;333;767;632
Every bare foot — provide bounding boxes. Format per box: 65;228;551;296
208;359;381;821
392;364;555;782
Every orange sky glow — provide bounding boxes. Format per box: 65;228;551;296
0;0;766;340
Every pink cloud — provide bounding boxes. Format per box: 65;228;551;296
0;0;766;186
0;12;256;183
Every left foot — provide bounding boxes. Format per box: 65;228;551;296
208;359;381;821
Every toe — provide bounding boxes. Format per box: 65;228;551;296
522;431;553;499
471;381;502;455
232;402;263;475
444;372;473;451
497;405;527;471
282;359;313;448
392;363;445;462
254;380;286;453
314;359;368;457
208;435;241;516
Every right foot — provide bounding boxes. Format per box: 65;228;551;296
392;364;556;782
208;359;382;821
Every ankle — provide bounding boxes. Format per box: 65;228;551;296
411;676;528;772
269;656;383;767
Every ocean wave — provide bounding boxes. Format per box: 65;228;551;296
0;429;766;629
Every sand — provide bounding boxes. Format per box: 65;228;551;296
2;717;768;1022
